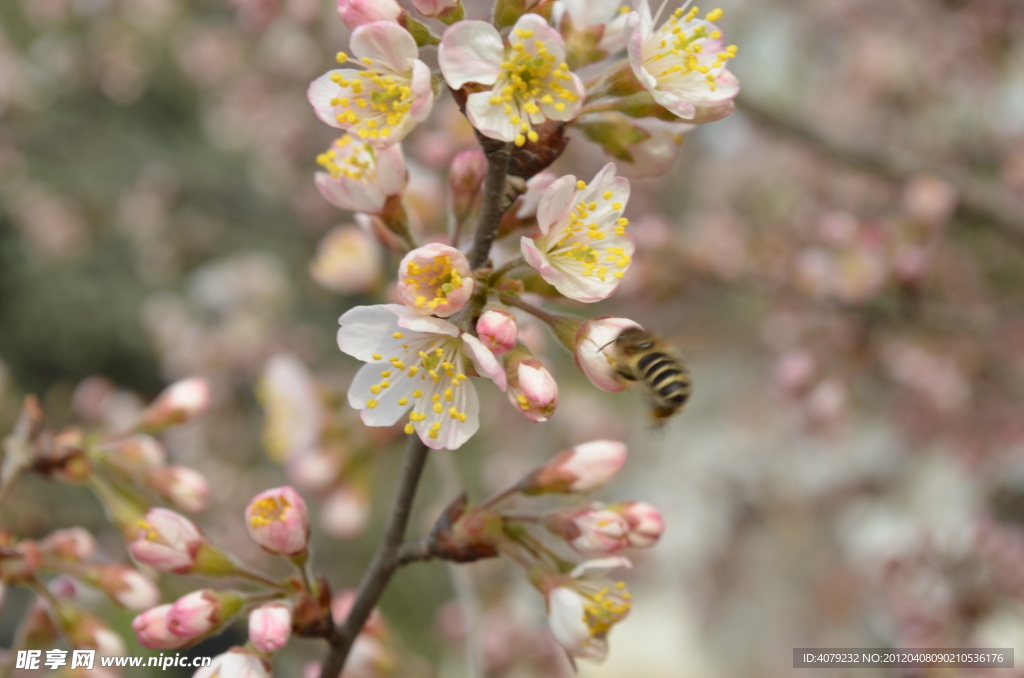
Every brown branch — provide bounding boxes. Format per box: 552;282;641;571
737;97;1024;247
469;138;514;270
318;436;430;678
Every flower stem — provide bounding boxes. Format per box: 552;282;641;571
237;567;289;592
318;436;431;678
488;256;527;286
499;293;561;327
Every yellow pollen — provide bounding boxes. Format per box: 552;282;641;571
248;495;292;528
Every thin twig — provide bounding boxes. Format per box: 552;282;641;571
318;436;430;678
737;97;1024;247
469;139;514;269
488;256;527;286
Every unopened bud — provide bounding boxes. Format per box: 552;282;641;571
167;589;244;641
519;440;628;494
96;435;166;470
449;149;486;225
544;506;630;555
40;527;96;561
248;603;293;654
504;346;557;422
201;649;272;678
476;309;517;356
573;317;642;392
88;565;161;610
130;508;235;576
133;604;188;650
607;501;665;548
337;0;401;29
245;486;310;557
412;0;462;22
146;466;210;513
136;378;211;432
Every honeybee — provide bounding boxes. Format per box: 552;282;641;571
601;327;692;426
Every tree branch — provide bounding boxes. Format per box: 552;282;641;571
737;97;1024;247
318;436;430;678
469;138;514;270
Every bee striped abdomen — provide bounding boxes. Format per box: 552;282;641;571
605;327;693;427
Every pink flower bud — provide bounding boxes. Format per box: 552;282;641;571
506;359;558;422
136;378;211;431
146;466;210;513
248;603;292;654
69;614;126;656
96;434;166;469
573;317;643;392
412;0;460;19
93;565;161;610
476;309;517;356
612;501;664;548
196;648;271;678
337;0;401;29
129;508;204;573
167;589;244;640
40;527;96;561
245;486;310;557
133;605;188;650
449;149;486;224
519;440;628;494
545;507;630;555
396;243;475;318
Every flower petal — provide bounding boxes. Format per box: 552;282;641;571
465;90;519;143
315;172;386;214
308;72;346;128
439;20;504;89
350;21;418;73
462;333;507;391
547;587;590;654
535;174;578;236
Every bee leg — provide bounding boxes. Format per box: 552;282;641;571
614;366;638;382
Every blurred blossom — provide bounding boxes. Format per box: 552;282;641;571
545;506;631;555
321;483;372;539
195;648;272;678
902;174;958;228
882;340;971;414
9;185;90;259
310;225;383;294
91;565;161;610
553;0;631;55
450;149;487;224
804;378;848;429
188;252;290;312
439;14;584;146
773;350;817;396
95;435;166;472
136;378;211;432
576;112;693;178
257;354;323;462
129;508;205;574
287;448;343;492
39;528;96;561
147;466;210;513
397;243;475;318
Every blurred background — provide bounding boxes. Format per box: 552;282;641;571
2;0;1024;676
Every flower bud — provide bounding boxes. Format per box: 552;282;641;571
167;589;244;641
248;603;292;654
518;440;628;494
412;0;462;21
337;0;401;29
504;347;557;422
544;507;630;555
133;604;188;650
609;501;664;548
449;149;486;226
89;565;161;610
129;508;235;576
396;243;475;318
129;508;203;573
96;435;166;470
245;486;310;557
573;317;643;392
68;612;126;656
476;309;518;356
40;527;96;561
146;466;210;513
49;429;91;484
136;378;211;432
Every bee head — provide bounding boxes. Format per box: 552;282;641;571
612;327;655;355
